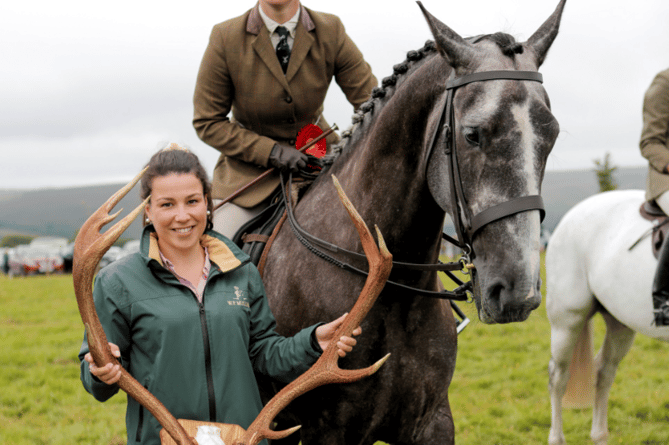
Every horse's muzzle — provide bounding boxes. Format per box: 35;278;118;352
477;271;542;324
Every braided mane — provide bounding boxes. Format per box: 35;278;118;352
323;32;523;169
334;32;521;149
333;40;439;154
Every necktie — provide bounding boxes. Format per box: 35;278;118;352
275;26;291;74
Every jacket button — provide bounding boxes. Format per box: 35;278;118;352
289;139;296;146
285;96;293;103
287;117;295;124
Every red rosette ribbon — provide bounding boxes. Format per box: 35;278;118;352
296;124;327;159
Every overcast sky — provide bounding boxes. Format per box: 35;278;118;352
2;0;668;190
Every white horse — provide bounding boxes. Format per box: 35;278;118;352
546;189;669;445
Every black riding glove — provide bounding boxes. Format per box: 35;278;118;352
269;143;309;173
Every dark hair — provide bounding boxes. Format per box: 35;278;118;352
141;142;214;231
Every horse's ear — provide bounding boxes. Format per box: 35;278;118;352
417;1;475;69
525;0;567;67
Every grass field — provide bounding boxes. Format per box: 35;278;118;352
1;255;668;444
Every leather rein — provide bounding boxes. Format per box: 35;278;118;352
280;70;547;301
280;173;471;301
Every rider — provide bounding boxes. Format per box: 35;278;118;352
640;67;669;325
192;0;377;239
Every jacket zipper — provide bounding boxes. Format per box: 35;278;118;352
199;301;217;422
135;383;148;442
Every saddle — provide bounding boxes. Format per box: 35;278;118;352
232;190;286;271
232;181;308;275
639;200;669;259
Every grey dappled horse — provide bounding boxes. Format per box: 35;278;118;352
262;2;567;444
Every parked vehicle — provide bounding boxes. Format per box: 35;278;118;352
98;246;123;270
1;247;8;274
118;239;140;260
30;236;69;252
93;240;140;273
7;244;64;277
61;242;74;273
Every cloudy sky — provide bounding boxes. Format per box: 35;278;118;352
2;0;668;190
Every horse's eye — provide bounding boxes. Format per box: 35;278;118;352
463;127;480;146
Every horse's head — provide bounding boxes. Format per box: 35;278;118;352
421;1;566;323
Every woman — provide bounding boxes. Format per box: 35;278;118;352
78;143;360;444
193;0;377;238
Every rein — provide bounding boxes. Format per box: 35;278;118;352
430;70;547;264
280;173;472;301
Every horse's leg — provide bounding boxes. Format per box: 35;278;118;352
548;315;593;445
546;258;597;445
589;310;635;445
410;402;455;445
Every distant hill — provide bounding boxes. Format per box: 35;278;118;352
0;166;648;241
0;184;145;240
541;166;646;232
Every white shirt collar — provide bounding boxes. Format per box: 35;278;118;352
258;3;300;38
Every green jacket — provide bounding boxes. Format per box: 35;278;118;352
79;226;321;445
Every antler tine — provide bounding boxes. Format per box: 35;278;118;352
73;168;196;445
236;175;393;445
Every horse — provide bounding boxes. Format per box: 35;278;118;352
546;189;669;445
261;1;567;444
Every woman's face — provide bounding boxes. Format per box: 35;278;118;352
144;172;208;257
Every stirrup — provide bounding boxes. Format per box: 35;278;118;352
653;301;669;326
451;301;470;334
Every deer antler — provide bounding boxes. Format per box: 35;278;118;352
73;167;196;445
235;175;394;445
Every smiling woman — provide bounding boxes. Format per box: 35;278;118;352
77;143;362;445
141;144;213;284
145;173;209;283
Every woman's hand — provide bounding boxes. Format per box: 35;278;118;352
315;313;362;357
84;342;122;385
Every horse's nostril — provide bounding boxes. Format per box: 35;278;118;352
483;277;541;323
488;282;504;301
486;281;506;312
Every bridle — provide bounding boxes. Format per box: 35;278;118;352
279;70;548;305
428;70;547;265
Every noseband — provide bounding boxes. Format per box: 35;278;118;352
429;70;547;262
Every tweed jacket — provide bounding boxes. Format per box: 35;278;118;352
193;4;377;207
641;68;669;201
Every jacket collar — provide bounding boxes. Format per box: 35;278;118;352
248;3;316;85
246;3;315;35
140;225;248;274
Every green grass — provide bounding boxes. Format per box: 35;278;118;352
0;275;126;445
444;254;669;444
1;258;668;444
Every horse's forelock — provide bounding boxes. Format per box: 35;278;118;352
471;32;524;58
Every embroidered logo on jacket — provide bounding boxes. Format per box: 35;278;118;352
228;286;250;308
